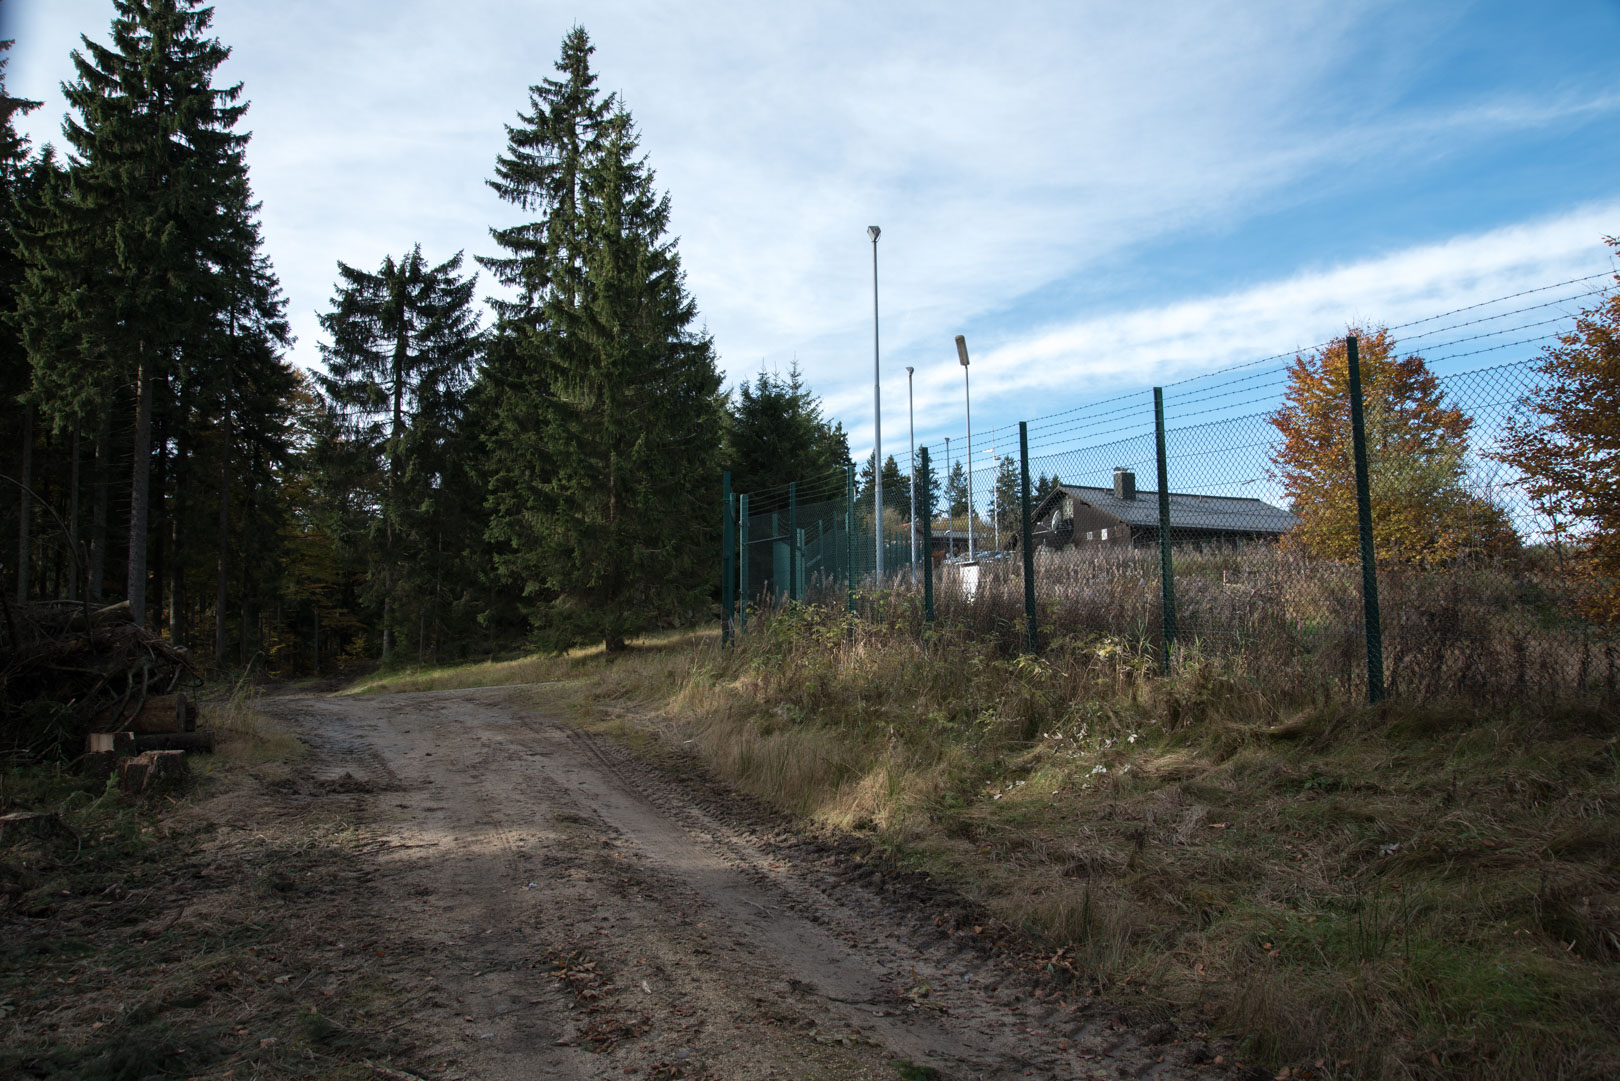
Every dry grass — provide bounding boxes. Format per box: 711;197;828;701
486;606;1620;1081
834;542;1618;702
343;626;717;696
199;676;304;765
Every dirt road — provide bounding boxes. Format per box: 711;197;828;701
260;685;1234;1081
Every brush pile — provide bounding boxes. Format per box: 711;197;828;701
0;599;201;758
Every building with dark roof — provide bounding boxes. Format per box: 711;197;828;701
1030;468;1296;548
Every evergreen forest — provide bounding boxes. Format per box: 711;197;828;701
0;6;862;670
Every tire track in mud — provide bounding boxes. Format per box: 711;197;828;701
262;685;1233;1081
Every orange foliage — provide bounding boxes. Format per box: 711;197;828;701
1269;327;1516;565
1495;238;1620;624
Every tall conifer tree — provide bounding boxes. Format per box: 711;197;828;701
724;363;850;494
35;0;250;627
482;29;723;651
202;176;294;662
1;39;42;603
317;246;480;662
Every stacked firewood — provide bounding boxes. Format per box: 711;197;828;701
0;598;204;763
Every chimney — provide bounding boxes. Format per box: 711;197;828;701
1113;467;1136;501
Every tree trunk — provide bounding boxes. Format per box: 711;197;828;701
68;426;81;601
239;444;258;668
127;351;153;629
215;409;230;665
151;432;168;634
432;521;443;665
169;405;189;645
382;317;407;665
16;406;32;603
382;573;393;663
89;413;110;601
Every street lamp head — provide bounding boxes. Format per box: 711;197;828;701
955;334;970;367
905;365;914;376
867;225;881;242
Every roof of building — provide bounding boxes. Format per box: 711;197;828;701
1035;484;1297;535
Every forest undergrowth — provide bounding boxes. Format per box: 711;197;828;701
0;688;425;1081
381;606;1620;1081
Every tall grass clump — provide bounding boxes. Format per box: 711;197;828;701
879;541;1618;702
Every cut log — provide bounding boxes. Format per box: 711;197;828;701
103;693;197;735
86;731;137;755
82;751;117;779
133;730;213;753
118;749;189;795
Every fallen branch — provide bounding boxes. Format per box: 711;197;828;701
361;1060;433;1081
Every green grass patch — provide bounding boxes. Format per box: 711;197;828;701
344;625;716;695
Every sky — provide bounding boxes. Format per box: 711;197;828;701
5;0;1619;484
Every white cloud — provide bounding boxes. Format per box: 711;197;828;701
7;0;1618;454
857;204;1618;457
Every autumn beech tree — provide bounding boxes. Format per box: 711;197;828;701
1495;239;1620;623
1268;328;1516;565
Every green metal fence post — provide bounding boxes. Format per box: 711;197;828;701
721;471;734;646
787;481;799;603
1152;389;1177;673
920;446;934;625
737;493;750;634
796;528;807;598
846;464;856;614
1018;423;1037;652
1346;336;1387;703
769;512;780;604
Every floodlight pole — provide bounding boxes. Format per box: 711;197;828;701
870;226;883;582
906;365;916;582
956;334;974;562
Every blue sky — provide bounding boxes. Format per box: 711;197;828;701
6;0;1619;481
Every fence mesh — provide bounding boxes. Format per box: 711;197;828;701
724;275;1619;701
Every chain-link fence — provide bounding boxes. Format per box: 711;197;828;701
721;467;915;626
722;275;1619;702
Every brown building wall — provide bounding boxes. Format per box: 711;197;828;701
1068;503;1131;544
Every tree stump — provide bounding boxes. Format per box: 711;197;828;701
118;750;189;795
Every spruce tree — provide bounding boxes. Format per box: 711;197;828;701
915;448;942;522
37;0;249;627
1;39;41;602
992;454;1020;547
946;460;969;516
724;362;849;493
317;246;481;662
480;25;612;329
201;178;295;662
483;30;723;652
